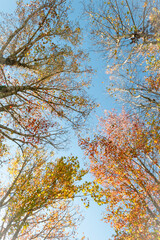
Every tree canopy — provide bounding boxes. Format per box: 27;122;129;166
79;0;160;239
0;0;160;239
85;0;160;117
0;0;94;147
0;0;92;239
0;148;87;240
80;109;160;239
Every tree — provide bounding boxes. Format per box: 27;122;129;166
85;0;160;69
0;0;94;147
80;109;160;239
85;0;160;117
82;1;160;238
0;147;87;240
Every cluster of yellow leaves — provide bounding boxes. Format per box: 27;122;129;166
0;147;87;239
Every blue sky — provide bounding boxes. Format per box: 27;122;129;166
0;1;119;239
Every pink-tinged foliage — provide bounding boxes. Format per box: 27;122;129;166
80;109;160;239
